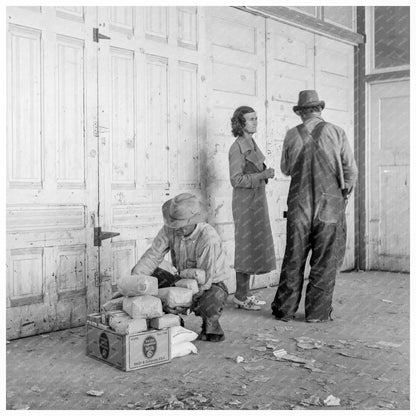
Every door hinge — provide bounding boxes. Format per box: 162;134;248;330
94;227;120;247
94;271;101;287
93;28;111;43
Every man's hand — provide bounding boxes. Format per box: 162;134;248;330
163;305;190;315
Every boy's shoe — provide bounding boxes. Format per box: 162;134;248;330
232;296;261;311
206;334;225;342
246;295;266;306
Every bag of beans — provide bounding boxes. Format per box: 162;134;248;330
123;295;163;319
175;278;199;295
157;287;193;308
117;274;158;297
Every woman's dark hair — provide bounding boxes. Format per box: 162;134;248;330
231;106;255;137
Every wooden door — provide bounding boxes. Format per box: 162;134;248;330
6;6;99;339
314;35;355;270
265;19;315;281
368;80;410;272
95;6;205;302
203;7;267;292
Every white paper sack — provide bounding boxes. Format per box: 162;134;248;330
170;326;198;345
171;341;198;359
123;295;163;319
175;279;199;295
150;314;181;330
158;287;193;308
112;317;147;335
117;274;158;297
108;310;130;327
180;269;206;285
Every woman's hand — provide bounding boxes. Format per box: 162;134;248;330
262;167;275;179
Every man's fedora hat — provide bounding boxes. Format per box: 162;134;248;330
162;193;207;228
293;90;325;112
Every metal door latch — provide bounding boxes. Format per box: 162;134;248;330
93;28;111;42
94;227;120;246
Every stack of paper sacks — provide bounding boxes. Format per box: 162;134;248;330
117;274;163;327
170;325;198;359
157;285;194;309
107;310;148;335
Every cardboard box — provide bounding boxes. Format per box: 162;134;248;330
87;313;106;325
86;324;170;371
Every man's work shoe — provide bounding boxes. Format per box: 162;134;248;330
232;296;261;311
206;334;225;342
306;308;334;323
246;295;266;306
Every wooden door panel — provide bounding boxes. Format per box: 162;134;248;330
369;81;410;272
97;6;203;301
6;6;99;339
205;7;267;290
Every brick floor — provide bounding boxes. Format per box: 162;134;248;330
5;271;410;410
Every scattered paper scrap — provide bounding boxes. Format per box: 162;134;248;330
301;394;321;406
235;356;244;363
266;343;279;350
303;363;325;373
272;349;315;365
243;365;265;372
337;352;368;360
232;391;248;396
86;390;104;397
249;375;271;383
324;395;340;406
326;342;344;349
376;376;390;383
30;385;42;393
250;346;267;352
380;299;393;304
273;348;287;357
229;400;242;406
257;334;280;343
295;336;324;350
376;341;402;348
274;325;293;332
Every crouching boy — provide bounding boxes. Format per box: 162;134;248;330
131;193;229;342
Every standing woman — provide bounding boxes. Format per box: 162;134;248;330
229;106;276;310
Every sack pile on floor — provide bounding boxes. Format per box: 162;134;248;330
170;326;198;359
99;273;198;358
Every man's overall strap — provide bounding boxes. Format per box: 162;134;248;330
296;121;327;144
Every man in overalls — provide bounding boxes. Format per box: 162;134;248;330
271;90;358;322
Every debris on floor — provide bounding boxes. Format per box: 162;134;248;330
295;336;324;350
243;365;265;372
250;346;267;352
337;351;368;360
323;394;341;406
86;390;104;397
272;349;316;365
300;394;321;406
366;341;402;349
